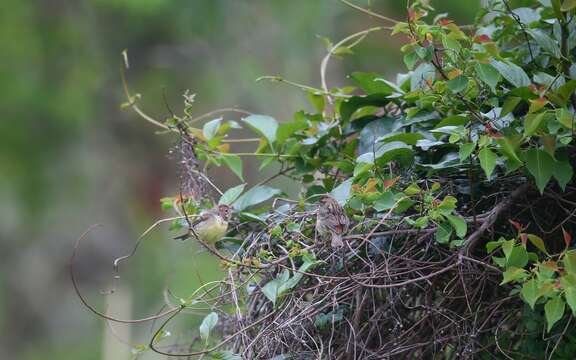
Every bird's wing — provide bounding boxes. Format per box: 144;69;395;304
190;212;211;228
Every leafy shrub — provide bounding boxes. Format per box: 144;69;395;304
77;0;576;359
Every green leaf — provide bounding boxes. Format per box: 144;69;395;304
475;63;500;92
435;115;469;128
404;183;421;196
521;278;540;310
524;112;549;137
377;132;424;145
501;267;528;284
307;91;325;112
496;137;522;164
507;245;529;268
438;195;458;213
445;214;467;238
261;270;289;306
525;149;555;194
203;118;222;141
487;238;505;253
459;143;475;162
435;222;453;244
283;259;317;290
478;148;498;179
358;142;414;167
340;94;390;122
353;162;373;177
242;115;279;144
276;121;307;144
261;260;316;306
350;72;396;95
565;250;576;274
403;52;418;70
527;234;548;255
447;75;469;93
221;154;243;181
330;179;353;206
411;62;436;91
219;184;246;205
490;60;531;88
526;29;561;58
555;80;576;105
502;239;515;259
374;141;414;166
199;312;219;341
373;191;395;211
415;45;433;60
554;160;573;191
565;285;576;316
501;97;522;117
556;108;574;129
233;185;282;211
561;0;576;11
545;296;565;332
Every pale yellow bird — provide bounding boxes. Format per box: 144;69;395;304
176;204;232;243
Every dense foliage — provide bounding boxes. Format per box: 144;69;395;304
83;0;576;358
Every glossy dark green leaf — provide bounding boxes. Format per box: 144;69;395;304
447;75;468;93
350;72;396;95
434;115;469;128
373;191;395;211
525;148;555;193
526;29;561;58
501;97;522;117
377;132;424;145
475;63;500;92
491;60;531;88
219;183;246;205
233;185;282;211
374;141;414;166
554;160;573;190
340;94;390;123
478;148;497;179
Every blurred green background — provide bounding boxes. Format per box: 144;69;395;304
0;1;481;359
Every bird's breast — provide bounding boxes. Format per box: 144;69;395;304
195;217;228;243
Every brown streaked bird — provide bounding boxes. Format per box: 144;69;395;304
316;194;349;248
176;204;232;244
